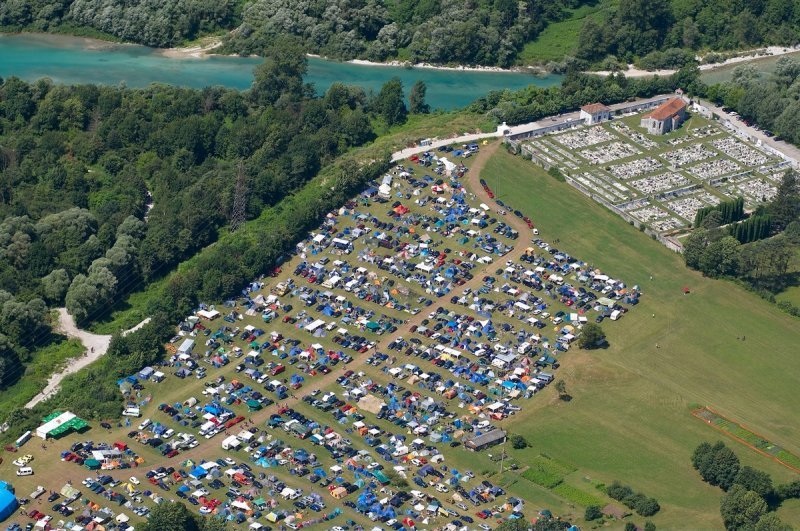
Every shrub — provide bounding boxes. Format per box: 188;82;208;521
584;505;602;521
510;434;528;449
607;481;633;501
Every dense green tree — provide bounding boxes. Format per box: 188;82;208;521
585;505;602;521
251;37;308;107
720;485;768;530
775;479;800;500
510;434;528;449
699;236;740;277
734;466;774;500
754;513;793;531
769;170;800;231
374;77;407;126
40;268;70;304
409;80;430;114
140;501;201;531
692;441;741;491
578;322;605;349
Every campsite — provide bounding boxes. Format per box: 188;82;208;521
0;131;798;531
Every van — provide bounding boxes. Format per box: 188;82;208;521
610;310;622;321
16;467;33;476
138;418;152;430
123;407;142;417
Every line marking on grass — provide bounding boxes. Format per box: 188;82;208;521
692;406;800;473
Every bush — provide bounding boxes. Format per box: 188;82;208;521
607;481;633;501
634;497;661;517
510;434;528;449
584;505;602;521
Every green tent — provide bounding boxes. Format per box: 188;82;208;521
84;459;101;470
366;321;379;331
246;399;262;411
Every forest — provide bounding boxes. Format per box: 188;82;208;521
4;0;800;67
0;37;422;397
702;57;800;146
468;67;698;125
576;0;800;68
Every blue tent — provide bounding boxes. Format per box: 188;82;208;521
190;466;208;479
0;485;17;522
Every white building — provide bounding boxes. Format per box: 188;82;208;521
580;103;611;125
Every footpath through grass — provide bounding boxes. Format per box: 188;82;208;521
0;337;83;419
484;148;800;528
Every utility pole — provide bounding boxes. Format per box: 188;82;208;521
230;159;248;232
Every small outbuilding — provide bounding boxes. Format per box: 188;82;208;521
580;103;611;124
464;429;507;451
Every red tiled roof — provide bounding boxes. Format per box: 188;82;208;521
645;98;686;121
581;103;610;114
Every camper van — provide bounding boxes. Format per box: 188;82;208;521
122;407;141;417
16;467;34;476
610;310;622;321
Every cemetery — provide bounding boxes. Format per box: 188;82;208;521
521;106;791;241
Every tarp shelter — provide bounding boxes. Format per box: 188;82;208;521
84;459;101;470
36;411;88;440
0;482;18;521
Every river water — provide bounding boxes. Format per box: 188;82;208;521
0;33;561;110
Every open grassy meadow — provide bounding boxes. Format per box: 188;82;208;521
483;148;800;527
517;1;617;65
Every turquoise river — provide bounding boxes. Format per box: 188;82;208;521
0;33;562;110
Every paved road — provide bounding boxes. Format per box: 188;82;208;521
696;98;800;164
25;311;150;408
391;131;501;162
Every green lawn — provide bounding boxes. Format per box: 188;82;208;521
483;148;800;528
0;337;83;420
700;50;800;85
517;1;617;65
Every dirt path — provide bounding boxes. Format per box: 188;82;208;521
25;310;150;409
32;143;534;495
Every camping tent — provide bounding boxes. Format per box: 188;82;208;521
0;484;18;521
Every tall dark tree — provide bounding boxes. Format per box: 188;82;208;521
409;80;430;114
720;485;768;530
251;37;308;107
374;77;407;126
769;170;800;231
692;441;741;491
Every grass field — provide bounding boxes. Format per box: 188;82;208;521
517;1;616;64
0;338;83;420
482;148;800;528
700;50;800;85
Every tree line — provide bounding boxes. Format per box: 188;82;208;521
469;67;698;126
684;170;800;312
692;441;799;529
0;0;238;47
702;57;800;146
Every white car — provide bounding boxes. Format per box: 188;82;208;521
199;506;212;515
129;477;140;485
479;525;492;530
224;457;236;466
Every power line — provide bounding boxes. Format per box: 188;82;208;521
230;159;248;232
